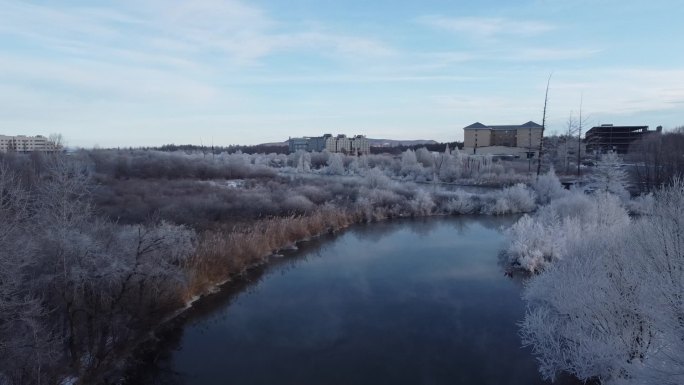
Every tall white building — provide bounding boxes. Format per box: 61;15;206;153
0;135;61;153
288;134;370;155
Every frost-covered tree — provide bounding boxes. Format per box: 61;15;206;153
439;152;462;182
625;178;684;384
0;165;57;384
432;145;451;183
365;167;392;189
591;151;629;199
415;147;434;168
295;151;311;173
326;153;345;175
519;179;684;385
0;156;198;384
400;149;421;178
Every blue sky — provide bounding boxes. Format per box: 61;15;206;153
1;0;682;147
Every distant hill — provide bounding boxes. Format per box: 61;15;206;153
368;139;438;147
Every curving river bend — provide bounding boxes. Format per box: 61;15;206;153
132;216;579;385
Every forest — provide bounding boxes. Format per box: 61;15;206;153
0;136;682;384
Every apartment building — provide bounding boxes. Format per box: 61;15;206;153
0;135;61;153
288;134;370;155
463;121;543;157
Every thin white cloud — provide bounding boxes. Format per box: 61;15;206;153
418;15;555;39
0;55;222;105
0;0;394;66
506;48;601;61
550;69;684;115
155;0;394;61
226;74;480;85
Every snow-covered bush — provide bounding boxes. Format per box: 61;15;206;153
482;183;537;215
408;189;435;216
364;167;392;189
439;190;480;214
625;192;654;215
500;183;537;213
519;179;684;385
532;168;566;204
505;190;628;272
281;194;315;213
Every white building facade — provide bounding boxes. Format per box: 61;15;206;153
0;135;61;153
462;121;543;157
288;134;370;155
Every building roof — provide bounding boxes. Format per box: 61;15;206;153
520;121;543;128
464;122;489;129
586;124;649;135
463;121;542;130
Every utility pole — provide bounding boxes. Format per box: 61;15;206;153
537;73;552;177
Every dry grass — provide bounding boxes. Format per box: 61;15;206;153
185;205;361;298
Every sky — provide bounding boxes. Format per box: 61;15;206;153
1;0;683;148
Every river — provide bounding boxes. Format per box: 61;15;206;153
131;216;578;385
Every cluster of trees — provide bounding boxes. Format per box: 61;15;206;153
0;156;196;384
155;143;289;155
151;140;464;156
503;153;683;383
88;145;526;185
543;134;584;175
504;153;632;272
368;141;463;155
319;146;525;183
628;128;684;192
82;149;540;229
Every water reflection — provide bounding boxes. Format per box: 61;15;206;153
128;216;576;385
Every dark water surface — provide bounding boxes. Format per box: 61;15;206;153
135;216;571;385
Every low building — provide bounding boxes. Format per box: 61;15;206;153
585;124;658;154
288;137;310;153
463;121;543;157
288;134;370;155
0;135;61;153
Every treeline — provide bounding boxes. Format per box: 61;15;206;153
150;140;465;156
369;141;463;155
88;149;276;180
627;129;684;192
155;143;289;155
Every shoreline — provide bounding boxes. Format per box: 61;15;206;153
117;210;521;384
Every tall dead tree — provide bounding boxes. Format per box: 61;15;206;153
537;74;552;177
577;94;583;177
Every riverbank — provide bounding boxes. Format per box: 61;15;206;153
124;216;566;385
115;196;535;384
